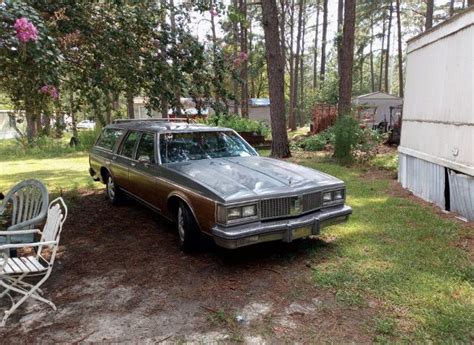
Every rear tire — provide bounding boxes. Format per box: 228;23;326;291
105;173;123;205
177;201;201;253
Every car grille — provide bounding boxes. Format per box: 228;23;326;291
260;191;322;220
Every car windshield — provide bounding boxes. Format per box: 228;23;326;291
159;131;257;163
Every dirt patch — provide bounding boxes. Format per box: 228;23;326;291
0;190;378;343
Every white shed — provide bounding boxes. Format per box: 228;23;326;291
398;7;474;220
352;91;403;128
0;110;18;140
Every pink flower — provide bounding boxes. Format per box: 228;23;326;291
39;85;59;100
14;17;39;43
210;9;218;17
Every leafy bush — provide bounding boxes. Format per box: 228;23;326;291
334;115;360;161
298;117;385;162
299;128;335;151
200;115;270;137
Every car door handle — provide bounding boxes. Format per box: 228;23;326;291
131;162;136;167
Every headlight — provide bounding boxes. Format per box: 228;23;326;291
227;207;242;220
217;204;258;224
323;192;333;202
242;205;257;217
322;189;345;204
334;190;344;200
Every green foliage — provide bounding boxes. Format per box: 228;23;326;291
299;128;335;151
201;115;270;136
0;130;97;161
333;115;359;161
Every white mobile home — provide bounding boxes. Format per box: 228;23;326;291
398;7;474;220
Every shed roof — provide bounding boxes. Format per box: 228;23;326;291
353;91;402;101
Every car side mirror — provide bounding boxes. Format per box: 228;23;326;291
138;155;151;164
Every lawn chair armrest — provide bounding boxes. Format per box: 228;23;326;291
0;229;42;236
0;240;57;250
7;213;47;231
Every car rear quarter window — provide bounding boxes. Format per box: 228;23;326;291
120;131;140;159
96;128;124;151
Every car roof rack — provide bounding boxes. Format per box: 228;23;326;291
112;118;196;124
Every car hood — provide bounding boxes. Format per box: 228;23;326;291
165;156;344;202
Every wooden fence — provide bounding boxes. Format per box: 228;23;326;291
311;104;338;134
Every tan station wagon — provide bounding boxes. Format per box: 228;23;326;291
89;119;352;251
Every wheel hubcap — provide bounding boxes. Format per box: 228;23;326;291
107;177;115;200
177;207;185;242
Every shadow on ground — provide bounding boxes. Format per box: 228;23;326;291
0;190;376;343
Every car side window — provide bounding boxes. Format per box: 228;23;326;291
120;131;140;159
96;128;124;151
135;132;155;164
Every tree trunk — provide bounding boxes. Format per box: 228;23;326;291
169;0;182;116
336;0;344;82
233;0;240;114
426;0;434;30
288;0;296;130
291;0;304;130
337;0;356;117
379;10;386;91
319;0;328;83
370;11;375;92
35;114;42;135
396;0;404;98
105;92;112;124
240;0;249;118
26;115;37;142
261;0;291;158
384;2;393;93
127;93;135;119
449;0;455;16
69;92;78;141
313;0;320;88
299;9;306;127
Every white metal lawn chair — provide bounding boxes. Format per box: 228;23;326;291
0;179;49;247
0;197;67;327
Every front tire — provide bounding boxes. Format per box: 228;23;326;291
105;173;123;205
177;202;201;252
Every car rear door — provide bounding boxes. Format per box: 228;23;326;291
113;130;140;192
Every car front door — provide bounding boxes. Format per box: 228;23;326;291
113;130;140;192
128;132;160;208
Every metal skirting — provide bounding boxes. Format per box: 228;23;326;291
398;153;446;209
448;171;474;221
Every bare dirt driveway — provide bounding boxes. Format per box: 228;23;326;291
0;190;378;343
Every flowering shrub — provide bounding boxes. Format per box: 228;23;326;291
13;17;38;43
39;85;59;100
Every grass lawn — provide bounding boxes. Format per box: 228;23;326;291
0;133;99;193
0;140;472;342
290;152;473;342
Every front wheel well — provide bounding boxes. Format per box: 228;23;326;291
167;195;184;220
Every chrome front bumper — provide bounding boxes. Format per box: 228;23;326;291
212;205;352;249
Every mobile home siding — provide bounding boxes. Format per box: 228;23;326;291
398;8;474;220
